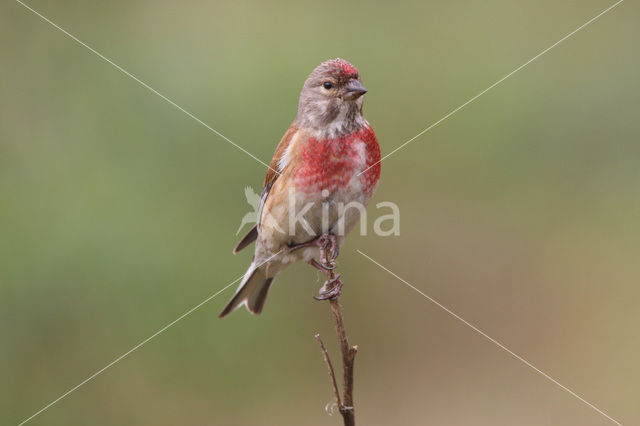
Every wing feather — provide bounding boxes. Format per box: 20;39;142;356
232;123;298;253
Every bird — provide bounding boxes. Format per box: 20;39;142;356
219;58;381;318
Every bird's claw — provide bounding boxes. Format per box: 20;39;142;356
313;274;343;301
309;258;336;271
317;234;339;264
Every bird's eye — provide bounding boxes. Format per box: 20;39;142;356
323;81;333;90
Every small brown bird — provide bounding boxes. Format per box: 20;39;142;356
219;58;381;317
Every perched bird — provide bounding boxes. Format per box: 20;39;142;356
219;58;381;318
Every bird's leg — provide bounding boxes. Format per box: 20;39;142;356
296;234;341;300
286;237;318;253
287;234;339;264
288;233;342;299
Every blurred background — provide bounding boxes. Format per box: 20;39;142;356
1;0;638;424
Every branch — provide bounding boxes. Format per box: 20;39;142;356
314;242;358;426
329;298;357;423
315;334;341;409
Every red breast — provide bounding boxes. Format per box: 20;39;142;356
294;125;380;196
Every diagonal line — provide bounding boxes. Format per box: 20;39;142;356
356;250;623;426
358;0;624;177
15;0;278;175
17;251;282;426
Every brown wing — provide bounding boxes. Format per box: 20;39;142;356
232;123;298;253
264;123;297;188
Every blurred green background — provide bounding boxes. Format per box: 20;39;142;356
1;0;638;424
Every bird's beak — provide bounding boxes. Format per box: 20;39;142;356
344;80;367;101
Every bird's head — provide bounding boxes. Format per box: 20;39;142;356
296;58;368;136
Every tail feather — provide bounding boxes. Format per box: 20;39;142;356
219;264;274;318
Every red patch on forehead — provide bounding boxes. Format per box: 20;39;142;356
327;59;358;78
338;61;358;76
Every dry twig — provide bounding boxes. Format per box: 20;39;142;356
315;243;358;426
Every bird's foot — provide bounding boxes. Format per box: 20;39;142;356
292;233;341;300
308;258;336;273
317;234;339;265
313;274;343;301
